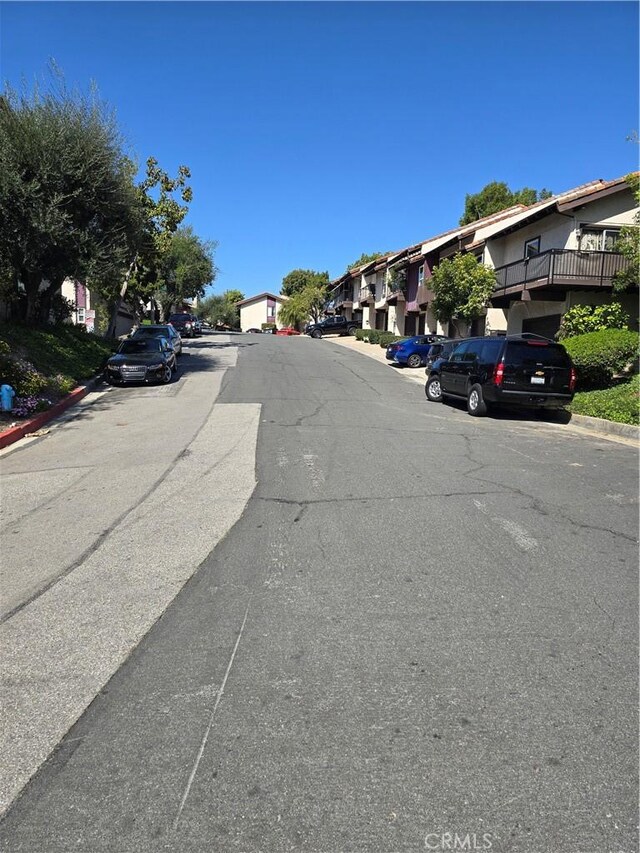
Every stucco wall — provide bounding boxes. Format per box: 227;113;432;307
485;187;638;268
240;299;284;331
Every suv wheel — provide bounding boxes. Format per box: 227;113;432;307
311;329;322;339
348;326;357;336
467;383;487;416
425;375;442;403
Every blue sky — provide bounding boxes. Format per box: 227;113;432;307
1;2;638;298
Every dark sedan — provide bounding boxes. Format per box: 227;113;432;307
105;338;176;385
131;323;182;355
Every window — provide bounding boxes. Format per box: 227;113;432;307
77;307;86;323
579;228;621;252
418;266;425;286
524;237;540;258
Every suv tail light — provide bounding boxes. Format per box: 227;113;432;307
569;366;577;392
493;359;505;387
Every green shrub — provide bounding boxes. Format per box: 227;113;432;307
45;373;77;396
355;328;369;341
557;302;630;340
570;375;639;425
563;329;639;389
367;329;381;345
378;334;405;348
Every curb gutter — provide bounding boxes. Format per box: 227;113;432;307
0;377;100;451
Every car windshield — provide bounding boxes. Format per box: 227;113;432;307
119;339;162;354
135;326;173;336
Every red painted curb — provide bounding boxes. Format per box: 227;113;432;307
0;384;93;450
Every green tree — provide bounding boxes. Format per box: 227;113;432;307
198;290;244;329
347;252;386;270
613;173;639;293
0;75;140;325
278;284;327;328
280;268;329;297
459;182;552;225
430;253;497;330
103;156;193;336
154;226;216;321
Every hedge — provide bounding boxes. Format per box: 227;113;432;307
562;328;639;389
354;328;369;341
569;375;639;425
378;334;405;348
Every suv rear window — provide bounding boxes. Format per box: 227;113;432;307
505;340;571;368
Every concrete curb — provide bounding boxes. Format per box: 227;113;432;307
326;335;639;445
0;377;101;450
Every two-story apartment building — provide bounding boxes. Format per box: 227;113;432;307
482;176;637;337
328;174;637;339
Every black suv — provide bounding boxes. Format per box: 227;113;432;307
305;316;360;338
425;334;576;416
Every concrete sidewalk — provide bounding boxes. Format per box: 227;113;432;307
327;334;640;445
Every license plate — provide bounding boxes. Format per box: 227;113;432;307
531;376;545;385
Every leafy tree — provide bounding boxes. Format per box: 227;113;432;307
0;75;140;325
102;156;193;336
198;290;244;329
154;226;216;321
430;253;497;329
347;252;387;270
280;268;329;297
613;173;639;293
459;182;552;225
278;284;327;328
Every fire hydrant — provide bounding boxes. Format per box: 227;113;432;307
1;384;16;412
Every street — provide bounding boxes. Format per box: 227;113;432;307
0;332;638;853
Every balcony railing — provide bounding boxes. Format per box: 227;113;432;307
416;284;435;306
335;289;354;307
493;249;630;294
359;286;375;303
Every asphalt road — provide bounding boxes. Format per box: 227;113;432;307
0;332;637;853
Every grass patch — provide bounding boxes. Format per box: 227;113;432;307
569;375;639;426
0;321;115;381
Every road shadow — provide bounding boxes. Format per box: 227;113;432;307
441;396;573;424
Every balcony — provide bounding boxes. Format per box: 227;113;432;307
492;249;631;304
386;281;406;305
335;289;353;308
416;284;435;307
359;286;375;305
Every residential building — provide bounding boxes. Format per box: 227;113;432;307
482;176;638;337
237;292;287;331
328;174;637;340
61;278;96;332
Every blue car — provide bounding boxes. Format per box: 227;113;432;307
386;334;449;368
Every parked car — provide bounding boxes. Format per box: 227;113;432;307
105;337;177;385
191;316;203;334
168;313;197;338
131;323;182;355
246;328;263;334
424;334;576;416
275;326;301;336
305;316;360;338
385;334;449;368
